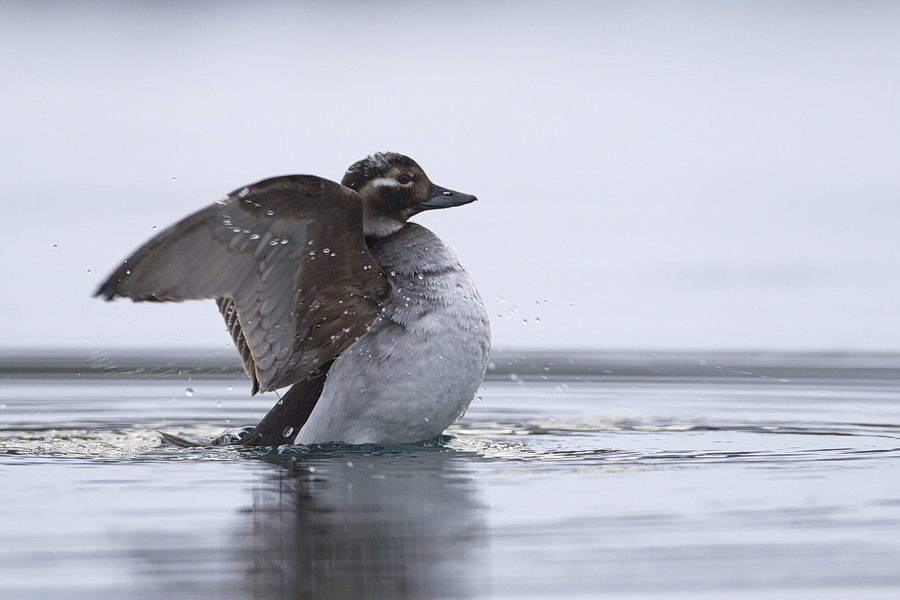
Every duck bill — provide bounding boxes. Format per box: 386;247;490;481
419;184;478;210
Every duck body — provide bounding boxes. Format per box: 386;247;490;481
96;152;490;446
296;223;489;445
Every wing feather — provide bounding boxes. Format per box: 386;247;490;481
96;175;390;393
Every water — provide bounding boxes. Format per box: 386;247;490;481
2;351;899;599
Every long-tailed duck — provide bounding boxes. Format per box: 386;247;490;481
96;152;490;446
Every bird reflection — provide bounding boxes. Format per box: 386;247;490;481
234;447;489;599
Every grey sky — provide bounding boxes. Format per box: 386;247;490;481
3;1;899;352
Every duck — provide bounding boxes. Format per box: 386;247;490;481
95;152;491;446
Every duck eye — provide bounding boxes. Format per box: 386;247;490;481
395;173;414;185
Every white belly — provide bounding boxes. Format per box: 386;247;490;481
294;225;490;445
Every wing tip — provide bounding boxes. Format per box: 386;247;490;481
94;278;120;301
94;276;161;302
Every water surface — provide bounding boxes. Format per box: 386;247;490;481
2;351;899;599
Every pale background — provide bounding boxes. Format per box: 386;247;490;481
3;0;899;354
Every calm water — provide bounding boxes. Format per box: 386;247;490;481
1;351;899;599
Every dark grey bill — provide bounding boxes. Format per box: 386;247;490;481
419;185;477;210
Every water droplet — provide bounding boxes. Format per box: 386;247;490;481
390;270;397;277
249;233;260;240
226;385;232;391
184;388;194;397
0;403;5;410
86;269;92;273
266;209;275;216
282;426;294;437
534;317;541;323
51;244;58;250
417;273;424;280
323;247;331;253
280;239;288;244
269;240;279;245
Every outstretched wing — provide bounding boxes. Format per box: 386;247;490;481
96;175;390;393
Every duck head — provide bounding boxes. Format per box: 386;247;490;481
342;152;477;238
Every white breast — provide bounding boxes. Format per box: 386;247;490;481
294;224;491;445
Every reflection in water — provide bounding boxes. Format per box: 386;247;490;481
3;353;900;598
237;449;488;600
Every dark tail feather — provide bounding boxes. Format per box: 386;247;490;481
157;430;206;448
235;361;332;446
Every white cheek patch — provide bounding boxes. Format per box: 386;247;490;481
370;177;400;188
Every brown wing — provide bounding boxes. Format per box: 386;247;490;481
216;296;260;393
96;175;390;393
